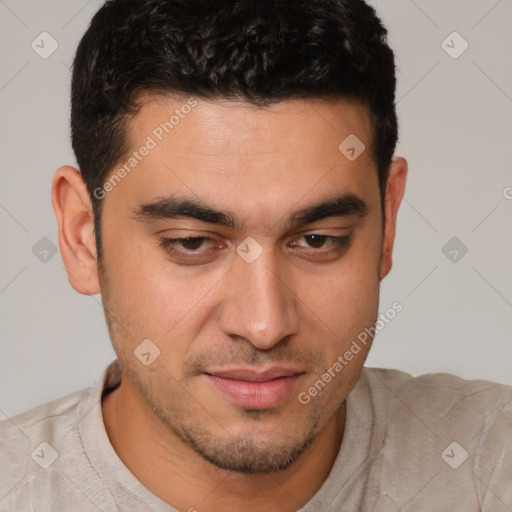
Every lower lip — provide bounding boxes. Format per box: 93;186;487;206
205;374;302;410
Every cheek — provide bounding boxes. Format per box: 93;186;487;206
302;237;380;332
100;235;225;346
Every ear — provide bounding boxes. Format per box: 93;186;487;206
379;157;408;280
51;166;100;295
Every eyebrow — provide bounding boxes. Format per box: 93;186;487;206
132;193;368;231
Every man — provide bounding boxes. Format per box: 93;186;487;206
1;0;511;510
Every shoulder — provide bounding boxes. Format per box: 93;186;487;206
360;366;512;408
0;386;91;442
357;367;512;507
0;359;119;448
359;366;512;437
0;387;92;509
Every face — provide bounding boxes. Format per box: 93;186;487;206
98;95;383;473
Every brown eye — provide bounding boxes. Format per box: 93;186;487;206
159;236;215;256
304;234;329;249
178;237;208;250
292;234;351;251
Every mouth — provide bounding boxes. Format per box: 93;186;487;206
204;366;305;410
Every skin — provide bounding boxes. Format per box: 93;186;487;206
52;95;407;511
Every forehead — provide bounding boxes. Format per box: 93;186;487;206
106;95;379;229
129;93;374;159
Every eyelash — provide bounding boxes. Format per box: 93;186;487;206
159;234;351;261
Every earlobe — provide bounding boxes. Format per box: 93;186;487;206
379;157;408;280
51;166;101;295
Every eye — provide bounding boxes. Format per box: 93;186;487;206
292;234;351;251
159;236;220;258
159;232;352;264
171;237;211;251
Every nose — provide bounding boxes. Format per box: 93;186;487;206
218;243;300;350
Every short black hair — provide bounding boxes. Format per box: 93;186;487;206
71;0;398;256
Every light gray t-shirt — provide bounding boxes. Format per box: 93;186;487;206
1;360;511;511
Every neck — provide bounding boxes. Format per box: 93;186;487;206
102;377;345;511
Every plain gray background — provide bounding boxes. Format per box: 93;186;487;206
0;0;511;418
